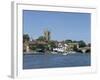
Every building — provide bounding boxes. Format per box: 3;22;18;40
53;42;68;52
68;43;79;48
53;42;79;52
67;43;79;51
23;40;48;52
44;29;50;41
23;40;30;52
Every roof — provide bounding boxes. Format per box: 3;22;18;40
29;41;47;45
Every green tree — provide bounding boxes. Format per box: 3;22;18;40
44;44;49;51
48;41;56;50
78;40;86;47
30;45;37;51
36;44;46;52
36;36;45;41
72;40;78;43
65;39;72;44
23;34;30;42
87;43;91;47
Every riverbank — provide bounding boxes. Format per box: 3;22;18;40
23;51;90;55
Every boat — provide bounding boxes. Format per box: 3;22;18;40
62;53;68;55
51;52;58;54
67;51;76;54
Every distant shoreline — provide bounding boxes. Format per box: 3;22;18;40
23;51;90;55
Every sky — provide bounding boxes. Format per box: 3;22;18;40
23;10;91;43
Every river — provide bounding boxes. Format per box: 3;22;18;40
23;52;90;69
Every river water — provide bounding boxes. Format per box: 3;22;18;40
23;52;90;69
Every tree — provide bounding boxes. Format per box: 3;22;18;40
72;40;78;43
87;43;91;47
48;41;56;51
36;36;45;41
23;34;30;42
65;39;72;44
36;44;46;52
78;40;86;47
30;45;37;51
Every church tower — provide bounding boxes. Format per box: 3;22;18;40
44;29;50;41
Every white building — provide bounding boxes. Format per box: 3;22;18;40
53;42;68;52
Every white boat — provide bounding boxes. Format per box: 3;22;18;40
62;53;68;55
51;52;58;54
68;51;76;54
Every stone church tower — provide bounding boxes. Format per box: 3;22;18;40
44;29;51;41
